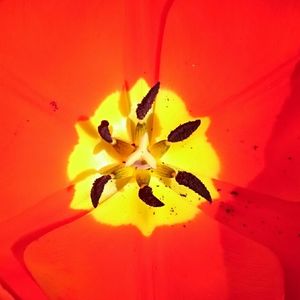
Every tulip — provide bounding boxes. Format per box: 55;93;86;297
0;1;300;299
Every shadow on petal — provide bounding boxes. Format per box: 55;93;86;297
249;60;300;202
202;177;300;300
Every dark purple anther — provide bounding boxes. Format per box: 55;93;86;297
138;185;164;207
175;171;211;202
167;120;201;142
136;82;160;120
98;120;113;143
91;175;112;208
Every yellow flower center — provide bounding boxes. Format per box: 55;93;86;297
67;79;220;236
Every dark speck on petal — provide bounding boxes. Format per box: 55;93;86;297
230;190;239;196
49;100;59;112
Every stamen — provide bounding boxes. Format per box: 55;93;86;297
175;171;211;202
155;164;176;178
113;139;135;156
91;175;112;208
113;166;134;179
167;120;201;142
149;140;170;158
98;164;134;179
138;185;164;207
134;122;147;145
136;82;160;120
126;133;157;169
98;120;113;143
136;169;150;187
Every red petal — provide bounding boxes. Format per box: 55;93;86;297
0;187;90;298
0;95;74;222
208;59;300;201
160;0;300;114
0;0;127;221
0;0;125;121
0;1;298;298
24;214;283;299
202;179;300;299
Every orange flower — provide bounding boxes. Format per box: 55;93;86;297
1;1;300;299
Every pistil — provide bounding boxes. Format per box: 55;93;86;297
125;133;156;169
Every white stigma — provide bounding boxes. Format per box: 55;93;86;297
125;133;157;169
